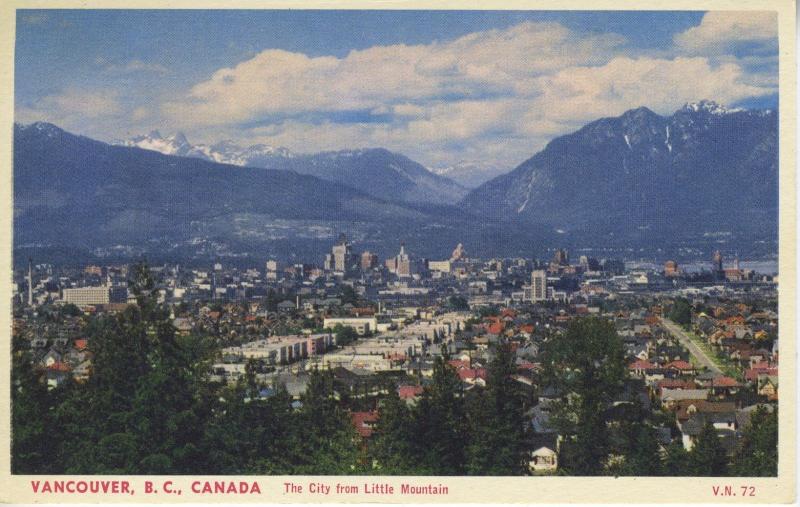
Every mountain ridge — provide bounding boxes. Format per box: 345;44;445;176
461;100;777;241
116;132;467;205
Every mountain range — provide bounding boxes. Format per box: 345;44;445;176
118;132;468;205
14;100;778;263
462;100;777;241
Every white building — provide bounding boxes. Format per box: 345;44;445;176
529;270;548;302
323;316;379;335
62;286;128;307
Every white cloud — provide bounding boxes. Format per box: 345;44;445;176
155;18;775;170
674;11;777;53
21;17;775;172
103;59;170;75
162;22;627;128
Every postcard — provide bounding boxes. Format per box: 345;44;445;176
0;0;796;504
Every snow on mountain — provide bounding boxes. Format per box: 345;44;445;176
116;132;294;166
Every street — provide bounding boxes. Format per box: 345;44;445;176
661;318;723;375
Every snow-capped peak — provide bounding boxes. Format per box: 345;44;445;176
116;132;294;166
681;100;743;116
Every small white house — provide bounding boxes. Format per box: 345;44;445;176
529;445;558;473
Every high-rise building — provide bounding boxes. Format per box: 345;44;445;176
712;250;724;280
713;250;723;272
386;243;415;277
329;233;356;275
530;270;548;302
27;258;33;306
450;243;466;262
553;249;569;266
664;260;679;277
360;251;379;271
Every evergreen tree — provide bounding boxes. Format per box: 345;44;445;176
668;298;693;329
11;339;52;473
465;342;529;475
413;353;467;475
662;441;690;476
732;407;777;476
540;317;626;475
688;422;729;476
293;369;360;474
370;389;417;474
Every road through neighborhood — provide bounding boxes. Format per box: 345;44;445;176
661;318;723;375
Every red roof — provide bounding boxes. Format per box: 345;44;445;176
501;309;517;318
657;378;695;390
457;368;487;382
666;360;694;371
628;359;655;370
745;367;778;382
520;324;535;334
487;322;504;335
397;385;424;400
711;376;740;388
73;339;88;351
351;411;379;438
448;359;470;370
47;361;71;372
751;361;771;370
517;360;536;371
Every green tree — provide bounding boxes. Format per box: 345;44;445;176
540;317;626;475
465;342;529;475
447;296;470;311
732;407;777;476
11;342;52;473
412;353;467;475
370;389;417;474
688;422;729;476
293;369;360;474
333;324;358;346
668;298;693;329
662;441;690;476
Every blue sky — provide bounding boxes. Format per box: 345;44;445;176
15;10;778;171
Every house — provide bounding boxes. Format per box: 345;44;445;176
758;376;778;400
665;360;696;376
45;361;72;388
660;389;709;409
397;385;424;405
351;411;379;439
628;359;655;377
679;413;737;453
458;368;487;386
528;434;559;473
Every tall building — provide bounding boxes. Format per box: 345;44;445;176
713;250;723;272
360;251;379;271
327;233;356;275
664;260;679;277
27;258;33;306
712;250;724;280
553;249;569;266
386;243;415;277
450;243;466;262
265;259;281;280
530;270;548;302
